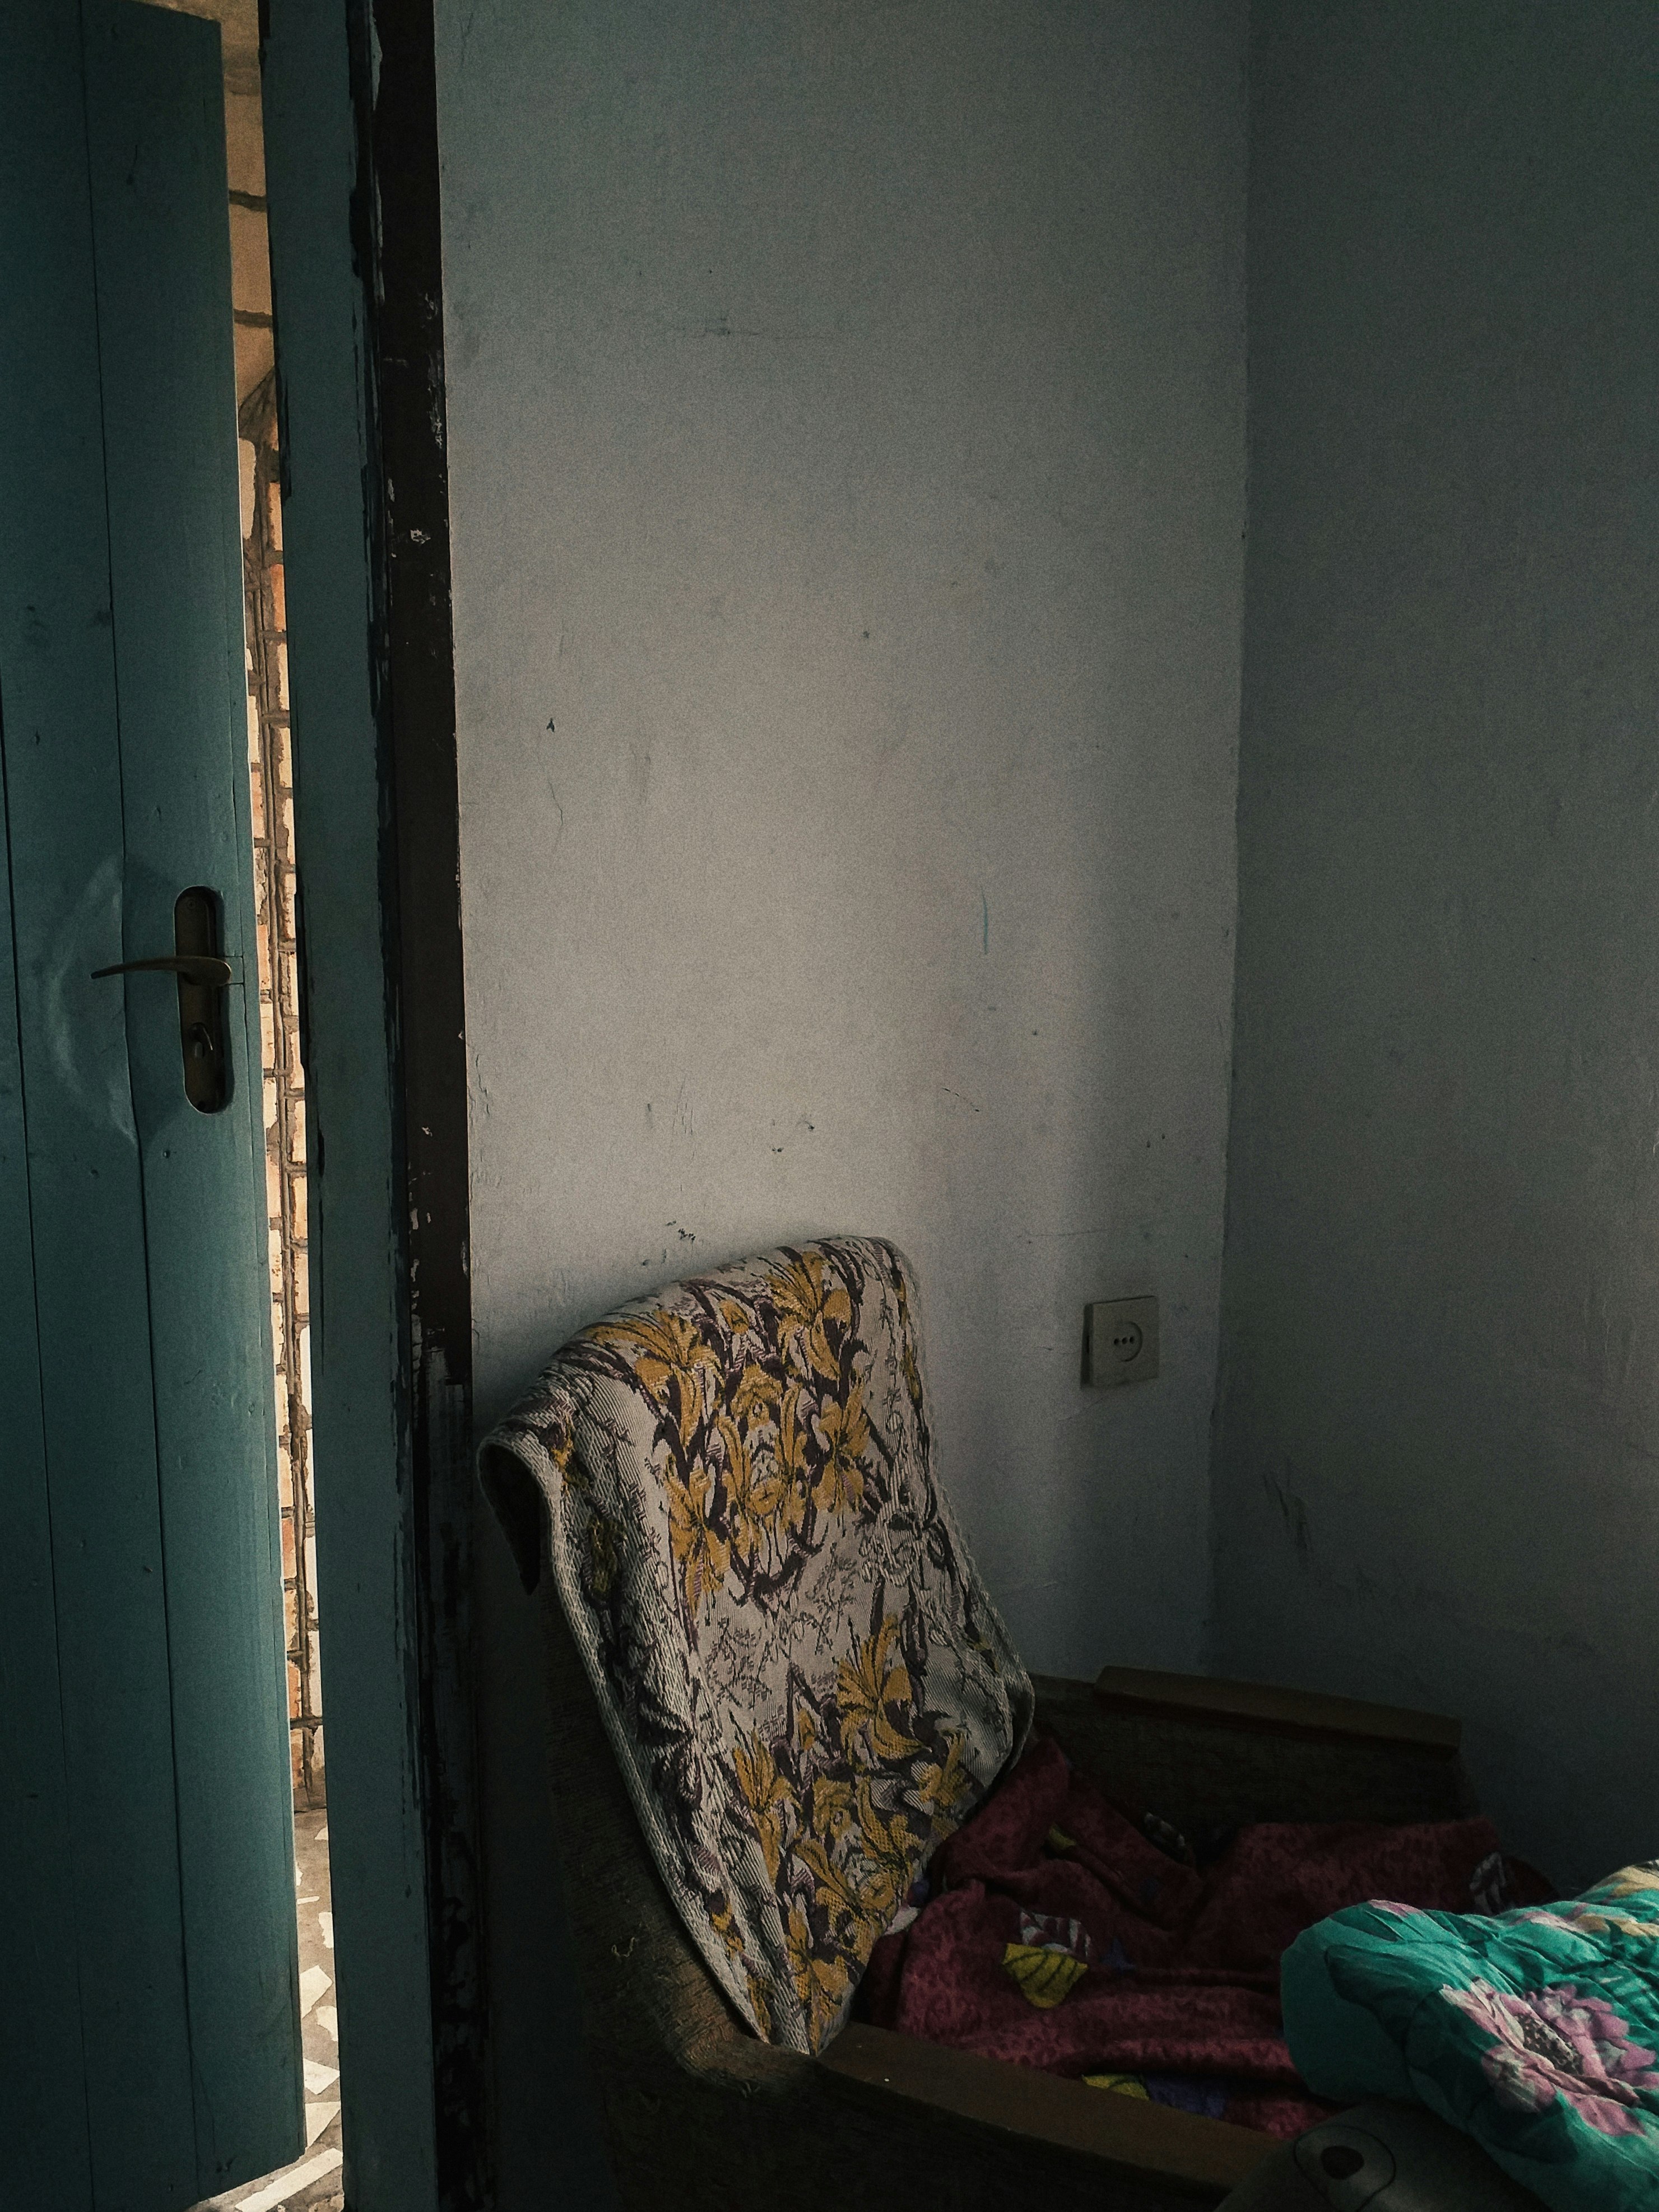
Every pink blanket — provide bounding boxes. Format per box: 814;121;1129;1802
859;1736;1541;2136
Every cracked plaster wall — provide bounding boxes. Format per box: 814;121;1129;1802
440;0;1247;1673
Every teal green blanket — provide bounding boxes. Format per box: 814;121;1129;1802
1283;1863;1659;2210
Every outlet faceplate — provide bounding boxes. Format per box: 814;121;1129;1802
1085;1296;1159;1389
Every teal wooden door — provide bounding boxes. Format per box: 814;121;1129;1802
0;2;305;2206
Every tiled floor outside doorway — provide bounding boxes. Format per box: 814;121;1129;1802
188;1810;342;2212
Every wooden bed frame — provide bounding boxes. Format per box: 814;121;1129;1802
534;1588;1471;2210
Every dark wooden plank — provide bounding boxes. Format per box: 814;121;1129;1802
260;3;442;2204
820;2024;1274;2201
82;2;304;2194
360;0;482;2197
0;738;90;2210
0;1;196;2200
1035;1675;1472;1833
1094;1665;1461;1753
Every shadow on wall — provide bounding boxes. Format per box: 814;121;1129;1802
1212;0;1659;1889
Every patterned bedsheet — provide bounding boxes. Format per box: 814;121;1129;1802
861;1731;1540;2137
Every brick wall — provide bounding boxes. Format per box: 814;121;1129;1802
241;375;323;1809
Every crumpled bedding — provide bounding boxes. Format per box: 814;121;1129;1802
860;1735;1545;2137
1282;1864;1659;2208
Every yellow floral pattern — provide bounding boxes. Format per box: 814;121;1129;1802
483;1238;1033;2055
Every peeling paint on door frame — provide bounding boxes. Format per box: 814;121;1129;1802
261;1;481;2206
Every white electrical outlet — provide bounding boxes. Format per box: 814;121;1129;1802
1085;1296;1159;1388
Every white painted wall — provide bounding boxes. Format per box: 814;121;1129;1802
1214;2;1659;1887
440;0;1247;1677
438;16;1244;2189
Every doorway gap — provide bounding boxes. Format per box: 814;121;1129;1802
140;1;342;2205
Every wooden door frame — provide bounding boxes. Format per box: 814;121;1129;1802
259;3;481;2208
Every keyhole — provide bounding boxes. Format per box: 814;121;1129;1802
174;887;230;1112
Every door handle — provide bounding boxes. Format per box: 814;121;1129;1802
90;953;233;987
90;887;233;1112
